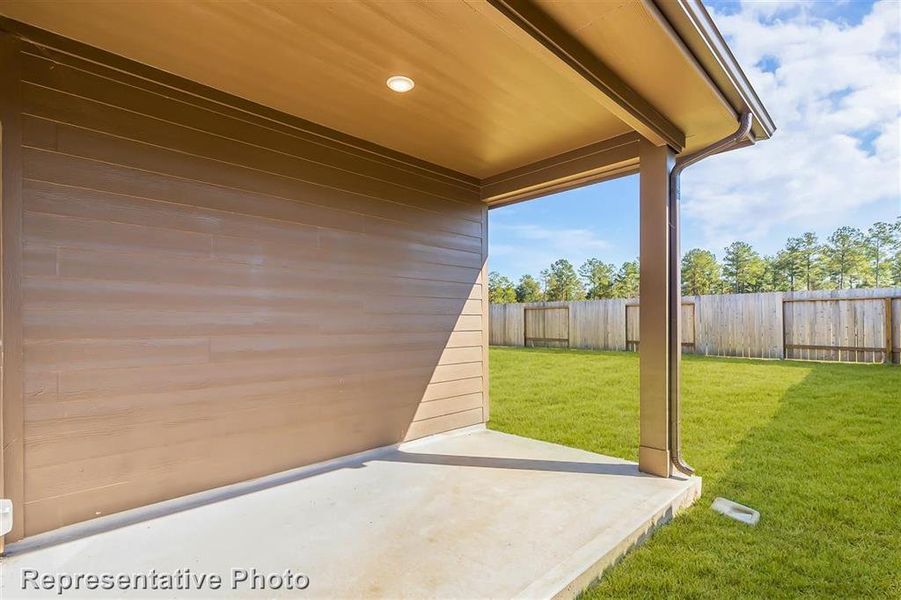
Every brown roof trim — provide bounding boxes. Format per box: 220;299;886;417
652;0;776;139
482;133;641;207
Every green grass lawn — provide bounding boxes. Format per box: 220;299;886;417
488;347;901;599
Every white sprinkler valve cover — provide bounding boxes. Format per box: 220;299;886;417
711;497;759;526
0;498;12;536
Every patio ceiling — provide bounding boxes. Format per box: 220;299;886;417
0;0;773;199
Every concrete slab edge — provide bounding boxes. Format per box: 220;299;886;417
514;475;703;600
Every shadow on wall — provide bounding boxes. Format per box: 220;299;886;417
398;258;487;442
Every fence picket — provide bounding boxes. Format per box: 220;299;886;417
490;288;901;364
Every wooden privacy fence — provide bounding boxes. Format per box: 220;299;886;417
626;302;696;352
490;288;901;364
524;306;570;348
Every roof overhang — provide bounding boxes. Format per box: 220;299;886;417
655;0;776;142
0;0;773;206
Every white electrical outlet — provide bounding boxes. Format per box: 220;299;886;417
0;499;12;536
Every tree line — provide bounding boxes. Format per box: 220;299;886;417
489;219;901;303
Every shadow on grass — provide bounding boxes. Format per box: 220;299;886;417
587;360;901;599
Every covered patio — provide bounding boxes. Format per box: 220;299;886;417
0;0;771;596
1;427;699;598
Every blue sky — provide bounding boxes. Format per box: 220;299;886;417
489;0;901;280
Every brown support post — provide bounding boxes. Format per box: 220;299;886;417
638;140;674;477
885;298;892;365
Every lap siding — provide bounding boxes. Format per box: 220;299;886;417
0;33;488;540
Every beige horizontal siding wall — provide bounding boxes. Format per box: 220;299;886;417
4;34;487;540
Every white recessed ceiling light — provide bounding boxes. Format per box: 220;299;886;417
386;75;415;93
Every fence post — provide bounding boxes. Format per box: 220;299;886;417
779;294;788;360
490;288;901;362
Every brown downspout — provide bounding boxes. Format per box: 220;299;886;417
668;112;754;476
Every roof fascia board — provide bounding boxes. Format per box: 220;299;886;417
481;133;641;207
653;0;776;139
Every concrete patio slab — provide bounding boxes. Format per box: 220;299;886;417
0;426;700;599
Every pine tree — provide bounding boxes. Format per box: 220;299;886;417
681;249;721;295
541;259;585;301
722;242;766;293
488;271;516;304
865;220;900;287
793;232;823;290
823;226;869;288
612;260;640;298
779;237;807;290
515;274;544;302
579;258;617;299
892;248;901;286
762;255;789;292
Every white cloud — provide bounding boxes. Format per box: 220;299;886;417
682;0;901;252
490;223;612;278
